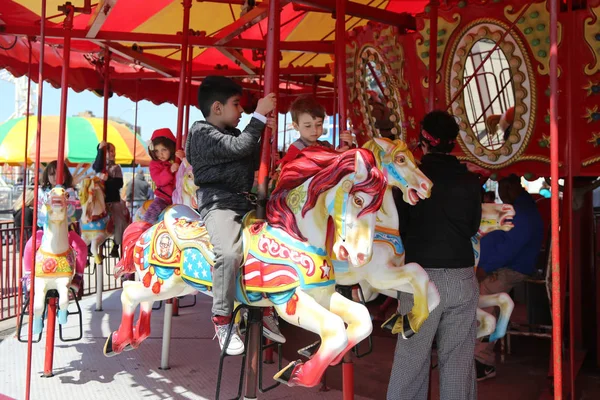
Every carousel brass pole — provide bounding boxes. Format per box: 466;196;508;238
549;0;563;397
26;0;47;396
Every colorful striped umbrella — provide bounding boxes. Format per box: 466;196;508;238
0;116;151;166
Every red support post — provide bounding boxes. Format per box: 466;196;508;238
183;45;194;145
549;0;562;397
55;4;74;185
42;298;57;377
335;0;348;142
428;0;438;112
102;48;111;172
256;0;280;220
26;1;47;397
176;0;192;150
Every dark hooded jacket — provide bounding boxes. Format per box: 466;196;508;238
395;153;482;269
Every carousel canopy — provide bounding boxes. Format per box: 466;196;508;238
0;116;151;166
0;0;429;110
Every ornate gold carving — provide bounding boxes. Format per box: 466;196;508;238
582;156;600;167
584;5;600;75
446;20;536;169
504;1;562;76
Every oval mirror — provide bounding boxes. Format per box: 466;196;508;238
356;47;405;140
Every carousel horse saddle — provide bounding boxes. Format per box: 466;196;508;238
162;205;215;256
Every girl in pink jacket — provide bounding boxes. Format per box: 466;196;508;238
144;128;185;224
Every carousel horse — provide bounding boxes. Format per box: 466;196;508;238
471;202;516;341
332;138;439;339
22;186;88;335
79;176;114;265
104;148;388;388
133;158;198;222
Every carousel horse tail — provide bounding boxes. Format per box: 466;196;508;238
23;230;44;274
114;221;151;279
68;231;88;275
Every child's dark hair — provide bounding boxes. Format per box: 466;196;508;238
149;137;176;162
290;95;326;123
420;110;460;153
197;76;243;118
42;160;73;189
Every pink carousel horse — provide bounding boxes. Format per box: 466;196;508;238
23;186;88;334
104;148;388;388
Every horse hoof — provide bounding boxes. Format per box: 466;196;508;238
103;334;117;357
32;317;43;335
381;313;400;333
297;340;320;359
273;359;302;386
58;310;68;325
400;314;415;339
381;313;415;339
123;344;135;352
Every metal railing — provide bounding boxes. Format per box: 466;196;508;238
0;224;123;322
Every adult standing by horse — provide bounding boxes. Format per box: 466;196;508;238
388;110;482;400
93;141;129;257
126;169;150;218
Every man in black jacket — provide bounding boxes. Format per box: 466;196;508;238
387;111;482;400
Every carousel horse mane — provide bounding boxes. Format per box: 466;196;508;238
362;138;417;168
267;147;385;242
79;178;91;206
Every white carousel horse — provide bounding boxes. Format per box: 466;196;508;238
333;138;439;339
472;203;516;341
79;177;114;265
22;186;88;334
336;138;514;341
132;158;198;223
104;148;388;388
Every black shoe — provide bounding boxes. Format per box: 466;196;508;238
110;244;120;258
476;360;496;382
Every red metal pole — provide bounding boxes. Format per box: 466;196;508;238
102;48;111;172
335;0;348;143
17;38;33;330
256;0;280;220
549;0;562;397
26;1;47;397
175;0;192;150
42;298;57;377
55;4;74;185
183;45;194;145
130;80;139;218
445;2;531;110
566;1;575;397
428;0;438;112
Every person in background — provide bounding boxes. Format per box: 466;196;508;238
126;169;150;217
37;161;81;230
388;110;482;400
13;189;35;254
93;141;128;258
499;107;515;142
475;174;544;381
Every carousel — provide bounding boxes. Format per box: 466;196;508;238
0;0;598;399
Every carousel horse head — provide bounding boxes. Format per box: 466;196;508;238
363;138;432;205
79;176;106;224
45;186;69;224
267;147;387;267
172;158;198;208
479;203;515;236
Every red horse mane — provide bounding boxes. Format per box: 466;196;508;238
267;147;386;241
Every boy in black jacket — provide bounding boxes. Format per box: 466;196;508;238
186;76;278;355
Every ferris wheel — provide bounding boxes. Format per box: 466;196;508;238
0;69;37;121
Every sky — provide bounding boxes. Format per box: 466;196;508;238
0;73;310;147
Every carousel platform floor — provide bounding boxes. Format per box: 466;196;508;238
0;291;371;400
1;290;599;400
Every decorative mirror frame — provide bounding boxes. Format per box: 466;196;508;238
446;19;537;168
354;46;406;140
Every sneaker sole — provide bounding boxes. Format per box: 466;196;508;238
477;370;496;382
263;328;286;344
